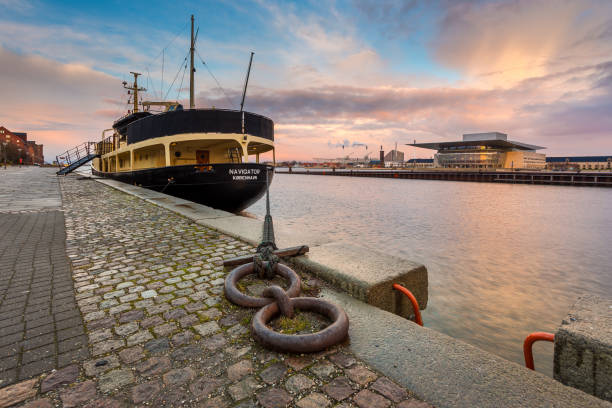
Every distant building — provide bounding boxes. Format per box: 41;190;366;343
384;149;404;162
409;132;546;169
0;126;44;164
407;158;434;168
546;156;612;171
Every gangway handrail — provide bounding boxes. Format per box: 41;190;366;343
56;142;98;167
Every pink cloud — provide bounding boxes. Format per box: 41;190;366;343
0;47;122;160
432;0;612;86
199;58;612;161
3;0;612;165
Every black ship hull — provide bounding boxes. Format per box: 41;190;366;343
92;163;273;213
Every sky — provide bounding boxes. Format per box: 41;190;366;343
1;0;611;162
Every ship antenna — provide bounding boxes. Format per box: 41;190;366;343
189;14;195;109
124;72;146;113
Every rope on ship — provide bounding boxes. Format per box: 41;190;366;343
164;51;190;101
196;49;237;109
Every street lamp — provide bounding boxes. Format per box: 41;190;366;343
2;141;7;170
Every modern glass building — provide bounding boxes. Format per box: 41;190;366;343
409;132;546;169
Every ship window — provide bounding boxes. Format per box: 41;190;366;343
174;151;181;158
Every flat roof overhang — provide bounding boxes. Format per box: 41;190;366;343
408;140;545;151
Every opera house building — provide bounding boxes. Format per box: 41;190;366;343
409;132;546;169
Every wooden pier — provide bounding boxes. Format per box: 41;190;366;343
281;168;612;187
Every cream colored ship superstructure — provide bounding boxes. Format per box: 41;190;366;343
91;15;275;212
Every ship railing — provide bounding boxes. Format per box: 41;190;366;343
96;135;117;156
56;141;99;169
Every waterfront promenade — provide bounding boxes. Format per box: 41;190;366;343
0;168;88;386
0;168;429;407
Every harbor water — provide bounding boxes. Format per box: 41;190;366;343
247;171;612;376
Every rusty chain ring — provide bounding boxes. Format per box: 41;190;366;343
262;286;294;318
224;262;301;308
252;294;349;353
224;263;349;353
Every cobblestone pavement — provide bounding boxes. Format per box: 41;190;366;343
1;175;433;407
0;168;88;388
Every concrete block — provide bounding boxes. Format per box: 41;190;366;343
157;200;234;221
554;295;612;402
198;217;333;248
288;242;428;317
197;216;263;246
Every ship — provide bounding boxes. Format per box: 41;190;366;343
91;15;275;213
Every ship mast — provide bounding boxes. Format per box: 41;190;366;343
123;72;146;113
240;52;254;135
240;52;254;113
189;14;195;109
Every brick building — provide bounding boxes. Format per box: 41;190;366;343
0;126;44;164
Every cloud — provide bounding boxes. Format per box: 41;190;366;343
0;47;122;160
0;19;177;80
352;0;428;39
198;57;612;160
2;1;611;163
431;0;612;86
0;0;32;12
254;0;390;88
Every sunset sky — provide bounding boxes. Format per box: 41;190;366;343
1;0;611;162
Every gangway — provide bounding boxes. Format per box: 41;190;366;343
56;142;99;175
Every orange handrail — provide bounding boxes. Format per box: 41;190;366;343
392;283;423;326
523;332;555;370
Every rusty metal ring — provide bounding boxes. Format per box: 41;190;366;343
224;262;301;308
252;297;349;353
263;286;294;318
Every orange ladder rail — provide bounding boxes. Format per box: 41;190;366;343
523;332;555;370
392;283;423;326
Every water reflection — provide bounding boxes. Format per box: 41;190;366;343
248;173;612;376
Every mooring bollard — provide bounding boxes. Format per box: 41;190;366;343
223;165;349;353
224;262;349;353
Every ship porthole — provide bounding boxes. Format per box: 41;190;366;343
175;151;182;157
